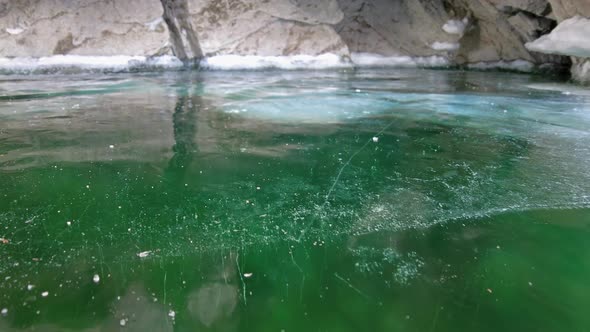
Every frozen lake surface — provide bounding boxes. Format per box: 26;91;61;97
0;68;589;331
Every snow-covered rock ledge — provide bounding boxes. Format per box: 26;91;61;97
0;53;454;74
525;16;590;58
0;55;184;74
526;16;590;84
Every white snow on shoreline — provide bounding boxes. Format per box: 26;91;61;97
0;53;454;74
350;53;449;67
0;55;183;73
0;55;183;70
525;16;590;58
199;53;351;70
202;53;450;70
468;60;535;72
0;53;539;74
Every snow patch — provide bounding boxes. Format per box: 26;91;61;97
431;42;460;51
351;53;449;68
6;27;25;35
200;53;351;70
0;53;452;74
145;17;164;31
525;16;590;58
202;53;450;70
468;60;535;72
442;18;469;35
0;55;183;73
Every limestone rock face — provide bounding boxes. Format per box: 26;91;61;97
0;0;170;57
454;0;536;63
547;0;590;21
334;0;566;65
335;0;454;57
0;0;589;82
454;0;564;64
184;0;348;56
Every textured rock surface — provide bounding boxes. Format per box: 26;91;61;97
0;0;589;80
335;0;454;57
335;0;566;65
455;0;537;63
0;0;169;57
184;0;348;56
546;0;590;21
0;0;349;58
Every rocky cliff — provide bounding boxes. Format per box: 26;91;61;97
0;0;588;82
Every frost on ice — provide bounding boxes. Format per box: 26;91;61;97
137;251;151;258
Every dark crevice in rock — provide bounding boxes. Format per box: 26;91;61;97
0;2;8;18
492;1;557;39
53;33;76;55
160;0;204;62
442;0;471;19
497;3;553;18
